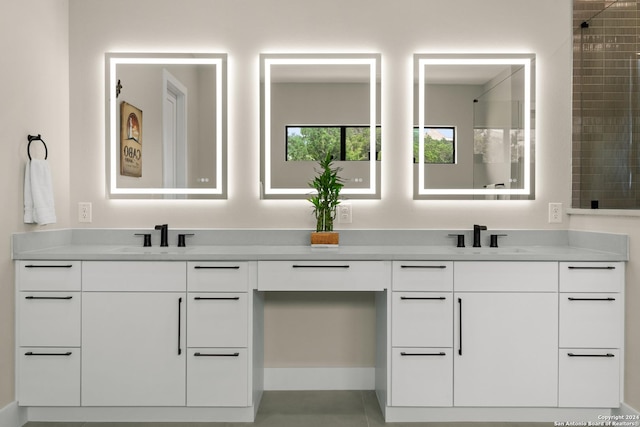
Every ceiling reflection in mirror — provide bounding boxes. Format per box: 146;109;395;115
261;53;381;199
414;54;535;200
107;53;227;198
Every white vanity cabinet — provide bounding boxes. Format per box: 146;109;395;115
81;262;187;406
16;261;81;406
558;262;624;408
390;261;453;407
186;262;252;407
453;262;559;407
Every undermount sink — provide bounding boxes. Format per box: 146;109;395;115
112;246;194;254
453;247;530;255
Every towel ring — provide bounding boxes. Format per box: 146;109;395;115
27;134;48;160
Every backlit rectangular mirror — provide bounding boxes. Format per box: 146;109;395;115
106;53;227;199
260;53;381;199
414;53;535;200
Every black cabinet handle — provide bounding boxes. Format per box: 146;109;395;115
567;266;615;270
178;297;182;356
568;297;616;301
194;297;240;301
25;296;73;300
400;296;446;300
400;352;446;356
24;264;73;269
194;266;241;270
194;352;240;357
568;352;615;358
25;351;72;356
458;297;463;356
292;265;350;269
400;265;447;269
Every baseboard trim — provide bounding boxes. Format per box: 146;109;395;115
614;401;640;418
0;401;25;427
264;367;375;390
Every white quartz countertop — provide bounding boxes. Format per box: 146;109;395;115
12;243;627;262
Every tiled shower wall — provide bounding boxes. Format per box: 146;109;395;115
572;0;640;209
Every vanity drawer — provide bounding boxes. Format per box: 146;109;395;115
559;349;620;408
391;347;452;407
257;261;390;291
187;348;248;407
454;262;558;292
559;262;623;293
392;292;452;347
18;347;80;406
82;261;186;291
559;293;621;348
17;261;81;291
392;261;453;291
187;262;250;292
187;293;248;347
19;292;81;347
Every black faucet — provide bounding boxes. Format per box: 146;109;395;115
473;224;487;247
155;224;169;247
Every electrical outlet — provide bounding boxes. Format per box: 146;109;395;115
548;202;562;223
79;202;92;223
338;203;352;224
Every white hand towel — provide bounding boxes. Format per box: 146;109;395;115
24;159;56;225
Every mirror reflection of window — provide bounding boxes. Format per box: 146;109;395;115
412;126;455;164
286;125;381;162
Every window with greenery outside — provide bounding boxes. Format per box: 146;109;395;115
413;127;455;164
287;126;381;161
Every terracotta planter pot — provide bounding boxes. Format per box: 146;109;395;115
310;231;339;245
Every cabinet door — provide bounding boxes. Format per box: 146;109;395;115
188;293;248;347
454;292;558;407
82;292;186;406
19;347;80;406
187;348;249;407
559;349;620;408
391;347;452;407
392;292;452;347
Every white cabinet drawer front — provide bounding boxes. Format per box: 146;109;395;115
188;262;250;292
392;292;452;347
18;261;80;291
560;262;624;293
391;347;452;407
19;292;80;347
187;348;249;407
454;262;558;292
560;293;621;348
188;293;248;347
559;349;620;408
83;261;186;291
258;261;390;291
392;261;453;291
19;347;80;406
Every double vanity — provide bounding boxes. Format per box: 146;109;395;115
12;228;628;423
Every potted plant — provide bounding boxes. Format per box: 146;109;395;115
308;152;344;245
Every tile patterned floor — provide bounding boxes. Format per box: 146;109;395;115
23;390;559;427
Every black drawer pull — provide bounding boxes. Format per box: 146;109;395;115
568;352;615;358
178;298;182;356
400;352;446;357
400;265;447;269
400;296;446;300
568;297;616;301
292;265;350;269
194;352;240;357
25;351;72;356
567;266;615;270
25;296;73;300
194;297;240;301
194;266;241;270
24;264;73;269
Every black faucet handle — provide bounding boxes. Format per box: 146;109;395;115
177;234;195;247
448;234;466;248
135;233;152;247
474;224;488;231
490;234;508;248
